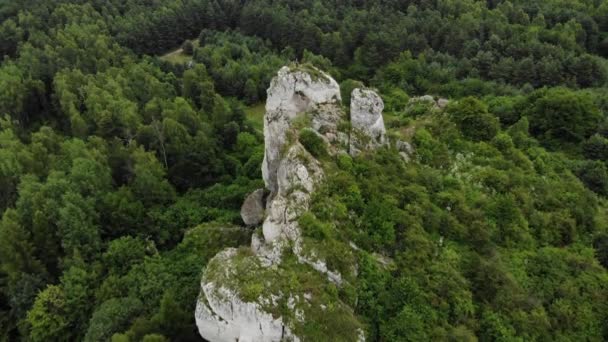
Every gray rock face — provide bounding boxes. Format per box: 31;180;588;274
262;143;323;243
196;249;299;342
349;88;387;155
240;189;265;227
197;66;344;342
262;66;341;195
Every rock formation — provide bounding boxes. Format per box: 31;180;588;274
196;65;387;342
349;88;388;155
262;65;341;195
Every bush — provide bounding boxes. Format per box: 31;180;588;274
582;134;608;161
576;161;608;196
299;129;327;158
84;298;144;342
336;153;353;171
447;97;499;142
299;212;332;239
181;40;194;55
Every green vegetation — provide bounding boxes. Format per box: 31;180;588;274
204;246;362;341
244;103;266;132
0;0;607;341
299;129;328;159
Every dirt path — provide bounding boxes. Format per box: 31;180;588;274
162;47;184;59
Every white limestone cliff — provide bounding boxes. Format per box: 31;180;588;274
262;66;341;195
196;65;387;342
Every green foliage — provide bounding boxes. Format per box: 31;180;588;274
1;0;608;340
448;97;500;142
299;128;328;158
84;297;143;342
181;41;194;56
582;134;608;160
27;285;68;342
525;88;602;147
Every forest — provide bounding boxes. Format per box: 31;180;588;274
0;0;607;341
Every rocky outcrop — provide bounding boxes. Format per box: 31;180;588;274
349;88;387;155
196;65;386;342
240;189;265;227
195;249;298;342
262;143;323;243
262;65;341;195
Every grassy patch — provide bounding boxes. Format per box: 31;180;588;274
245;103;266;132
159;39;199;64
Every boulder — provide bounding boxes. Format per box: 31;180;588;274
240;189;265;227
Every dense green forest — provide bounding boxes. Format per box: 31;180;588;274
0;0;607;341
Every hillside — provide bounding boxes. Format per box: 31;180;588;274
0;1;607;341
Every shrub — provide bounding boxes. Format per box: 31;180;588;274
582;134;608;161
299;129;327;158
576;161;608;196
447;97;499;142
181;40;194;55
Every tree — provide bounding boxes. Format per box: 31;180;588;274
103;237;149;275
130;147;175;206
525;88;602;146
582;134;608;161
447;97;499;141
576;161;608;196
27;286;68;342
181;40;194;55
57;192;101;260
84;297;144;342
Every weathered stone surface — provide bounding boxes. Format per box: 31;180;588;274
262;143;323;243
349;88;387;155
240;189;265;226
262;65;341;195
437;98;449;109
195;249;299;342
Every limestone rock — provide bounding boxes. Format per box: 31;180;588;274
262;143;323;243
396;140;414;154
262;65;341;195
195;249;299;342
349;88;387;155
241;189;265;227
